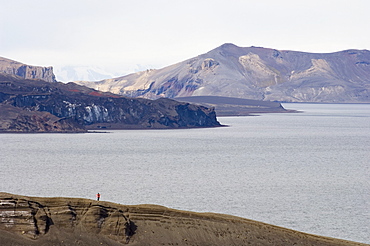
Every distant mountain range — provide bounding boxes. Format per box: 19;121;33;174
54;65;124;82
76;43;370;103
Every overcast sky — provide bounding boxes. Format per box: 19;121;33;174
1;0;369;74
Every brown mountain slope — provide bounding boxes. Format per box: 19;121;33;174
76;43;370;103
0;193;367;246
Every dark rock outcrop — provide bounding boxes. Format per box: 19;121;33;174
76;43;370;103
175;96;290;116
0;193;367;246
0;104;86;133
0;57;56;82
0;73;220;132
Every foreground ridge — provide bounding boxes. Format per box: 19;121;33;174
0;193;367;246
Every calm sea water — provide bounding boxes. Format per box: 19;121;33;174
1;103;369;244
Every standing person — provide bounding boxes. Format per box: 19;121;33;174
96;193;100;201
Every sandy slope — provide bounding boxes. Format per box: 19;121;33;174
0;193;367;246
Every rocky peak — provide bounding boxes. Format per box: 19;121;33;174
219;43;240;51
0;57;56;82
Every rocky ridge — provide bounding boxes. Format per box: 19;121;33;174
0;73;220;132
76;43;370;103
0;193;367;246
0;71;220;132
0;57;56;83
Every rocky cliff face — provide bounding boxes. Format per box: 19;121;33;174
76;43;370;103
0;193;366;246
0;104;87;133
0;193;135;245
0;57;56;83
0;73;220;132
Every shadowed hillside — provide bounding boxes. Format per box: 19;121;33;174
0;73;220;132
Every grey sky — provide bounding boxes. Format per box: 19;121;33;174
1;0;369;73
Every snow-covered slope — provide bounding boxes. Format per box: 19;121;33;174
76;43;370;103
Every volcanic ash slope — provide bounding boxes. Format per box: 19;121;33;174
76;43;370;103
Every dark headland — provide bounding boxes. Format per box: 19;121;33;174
0;193;367;246
174;96;293;116
0;73;221;133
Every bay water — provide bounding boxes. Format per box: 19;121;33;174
1;103;369;244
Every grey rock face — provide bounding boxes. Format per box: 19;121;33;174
0;73;87;133
0;104;87;133
0;57;56;82
76;43;370;103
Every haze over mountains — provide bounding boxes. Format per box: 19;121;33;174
54;66;124;82
76;43;370;103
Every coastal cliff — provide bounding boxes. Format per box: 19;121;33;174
0;73;220;132
0;104;86;133
0;193;367;246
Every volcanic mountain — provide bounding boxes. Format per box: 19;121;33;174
76;43;370;103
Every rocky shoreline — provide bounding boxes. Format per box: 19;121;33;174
0;193;367;246
0;73;221;133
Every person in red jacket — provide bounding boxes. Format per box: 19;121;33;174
96;193;100;201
